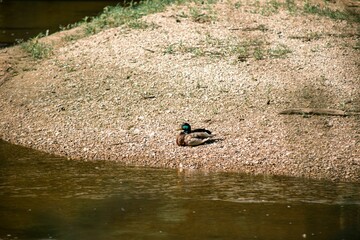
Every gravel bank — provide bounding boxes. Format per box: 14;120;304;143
0;0;359;182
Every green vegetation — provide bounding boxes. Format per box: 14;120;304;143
18;0;217;57
354;40;360;50
163;35;292;61
17;0;358;59
83;0;217;35
263;0;282;15
232;39;266;61
268;44;292;58
18;33;53;59
284;0;297;13
126;19;159;30
303;2;350;21
234;1;242;9
289;32;323;41
249;0;286;16
253;47;265;60
244;0;358;22
62;34;82;42
189;3;217;23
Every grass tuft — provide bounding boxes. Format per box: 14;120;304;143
83;0;189;35
246;0;357;22
189;4;216;23
303;2;354;21
126;19;159;29
163;35;292;61
18;33;53;59
268;44;292;58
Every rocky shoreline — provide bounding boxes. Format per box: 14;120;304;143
0;0;359;182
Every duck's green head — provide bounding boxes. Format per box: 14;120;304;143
178;123;191;134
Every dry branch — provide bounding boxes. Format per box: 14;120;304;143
279;108;360;116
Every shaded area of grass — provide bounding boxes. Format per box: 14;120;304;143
163;36;292;61
246;0;359;23
303;1;359;22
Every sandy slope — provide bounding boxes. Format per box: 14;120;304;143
0;0;359;181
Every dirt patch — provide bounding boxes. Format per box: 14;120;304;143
0;0;359;182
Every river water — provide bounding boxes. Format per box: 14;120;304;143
1;1;359;239
0;140;359;239
0;0;123;46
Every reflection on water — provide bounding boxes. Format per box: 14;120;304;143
0;140;359;239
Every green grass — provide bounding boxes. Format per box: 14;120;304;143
18;33;53;59
264;0;282;15
189;3;217;23
189;7;212;22
20;0;358;60
268;44;292;58
244;0;358;22
253;47;264;60
82;0;219;35
83;0;192;35
164;43;176;54
354;40;360;50
284;0;297;13
18;0;197;56
15;0;189;56
289;32;323;41
62;34;82;42
126;19;159;30
303;2;350;21
163;35;292;61
302;1;359;22
233;39;266;60
234;1;242;9
249;0;285;16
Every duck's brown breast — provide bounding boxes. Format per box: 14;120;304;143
176;132;186;146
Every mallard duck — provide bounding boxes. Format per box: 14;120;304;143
176;123;214;146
